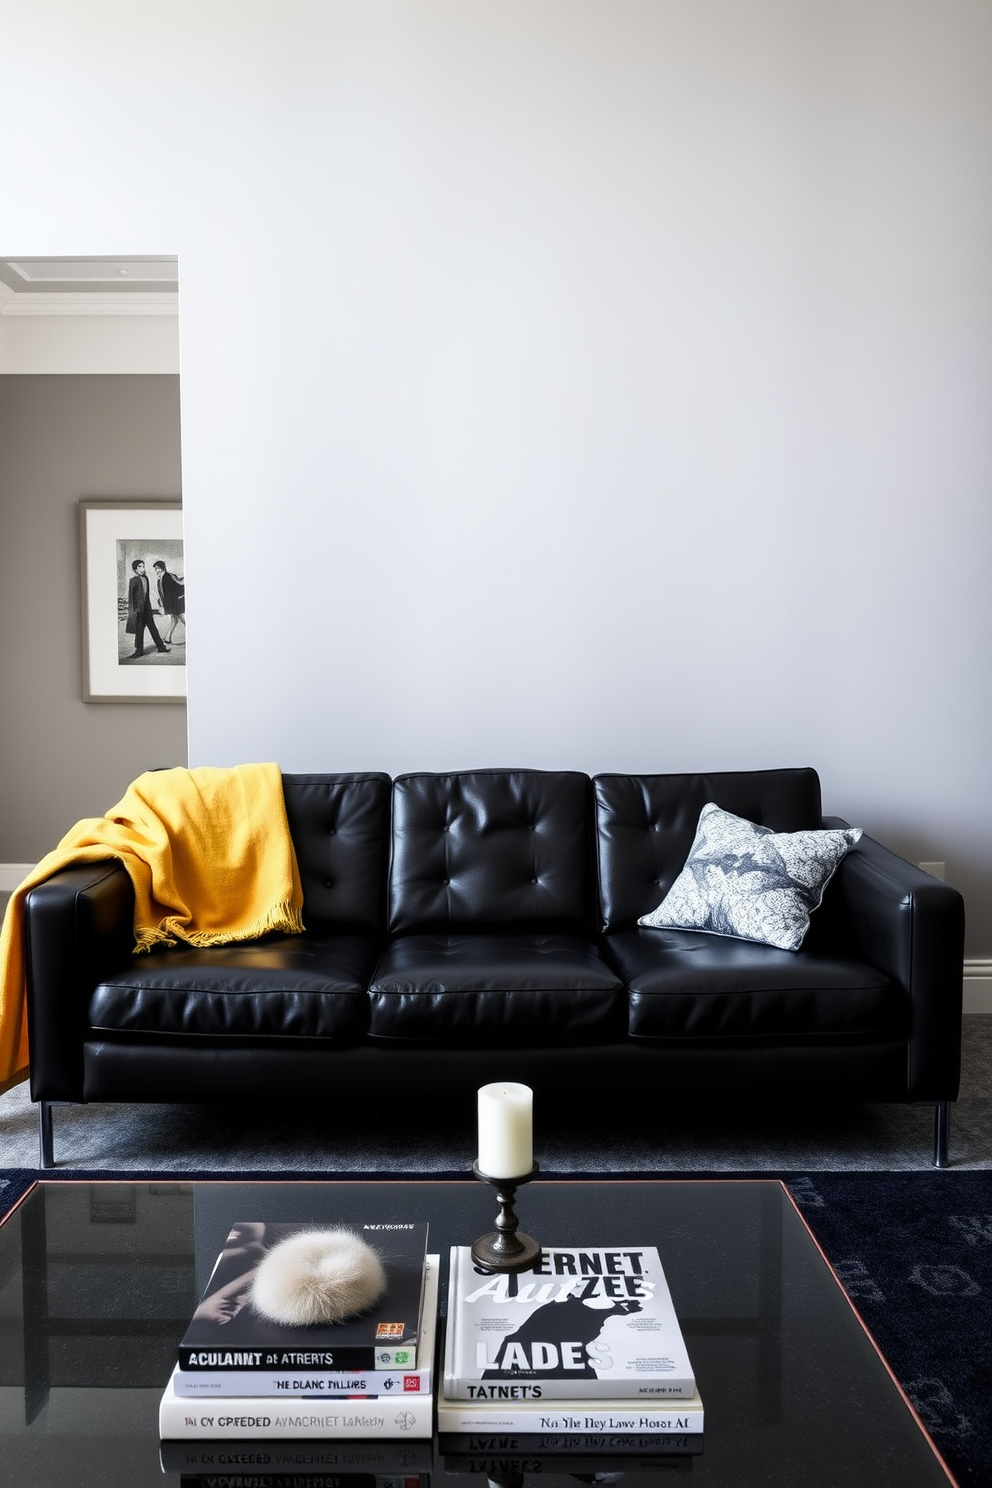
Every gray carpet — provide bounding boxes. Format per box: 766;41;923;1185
2;1017;989;1172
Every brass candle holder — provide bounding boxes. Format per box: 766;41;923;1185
471;1160;542;1272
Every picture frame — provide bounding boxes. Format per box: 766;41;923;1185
79;500;186;703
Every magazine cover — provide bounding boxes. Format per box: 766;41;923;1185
444;1244;695;1399
179;1222;428;1371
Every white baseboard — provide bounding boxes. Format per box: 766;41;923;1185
963;961;992;1014
2;859;991;1013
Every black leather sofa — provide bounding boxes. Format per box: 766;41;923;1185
23;767;965;1168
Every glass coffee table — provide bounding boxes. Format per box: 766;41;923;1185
0;1177;957;1486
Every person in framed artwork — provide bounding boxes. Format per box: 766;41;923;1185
126;559;170;658
153;559;185;644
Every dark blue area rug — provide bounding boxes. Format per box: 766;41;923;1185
787;1172;992;1488
2;1168;988;1486
0;1167;476;1218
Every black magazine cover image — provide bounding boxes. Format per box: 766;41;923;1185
180;1222;428;1364
482;1294;643;1379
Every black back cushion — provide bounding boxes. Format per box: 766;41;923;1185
282;773;391;935
388;770;594;935
594;768;824;932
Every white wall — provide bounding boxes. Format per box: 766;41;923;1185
2;1;991;950
0;310;178;374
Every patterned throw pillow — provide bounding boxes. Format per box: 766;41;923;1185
638;802;863;952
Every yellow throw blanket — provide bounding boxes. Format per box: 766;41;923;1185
0;762;304;1093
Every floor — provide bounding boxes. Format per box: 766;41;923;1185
2;887;988;1173
2;1017;988;1173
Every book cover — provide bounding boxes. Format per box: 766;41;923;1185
179;1222;428;1372
174;1363;432;1398
444;1244;695;1399
435;1388;704;1436
161;1377;435;1443
161;1258;439;1441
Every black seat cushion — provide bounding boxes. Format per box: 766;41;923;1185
368;933;623;1041
607;928;905;1040
88;934;377;1042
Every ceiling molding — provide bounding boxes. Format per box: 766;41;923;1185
0;258;178;318
0;291;178;318
1;255;177;288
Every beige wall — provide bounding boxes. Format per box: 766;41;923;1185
0;375;186;861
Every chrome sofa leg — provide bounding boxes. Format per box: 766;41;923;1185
933;1101;950;1169
38;1101;54;1169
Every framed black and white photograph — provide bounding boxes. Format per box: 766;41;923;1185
79;500;186;703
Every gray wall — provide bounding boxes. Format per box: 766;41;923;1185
0;375;186;860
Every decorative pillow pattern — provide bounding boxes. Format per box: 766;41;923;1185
638;802;862;952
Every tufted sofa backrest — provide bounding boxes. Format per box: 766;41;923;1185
388;769;595;935
279;768;827;939
594;768;824;932
282;773;392;935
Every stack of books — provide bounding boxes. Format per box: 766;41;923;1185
159;1220;438;1441
437;1243;703;1459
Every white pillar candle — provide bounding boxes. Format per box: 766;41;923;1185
477;1082;533;1178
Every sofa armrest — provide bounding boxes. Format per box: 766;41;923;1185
824;818;964;1100
24;860;135;1101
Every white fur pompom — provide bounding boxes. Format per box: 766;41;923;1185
250;1228;387;1325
